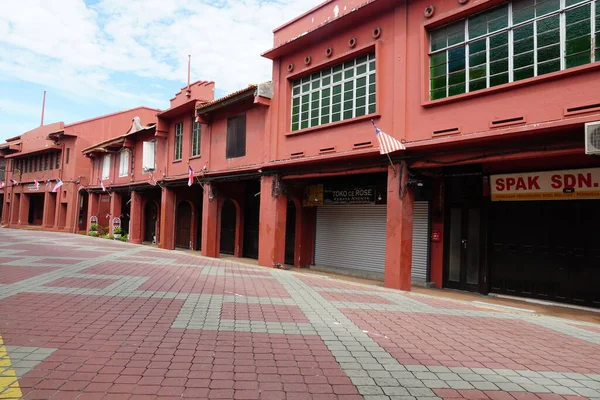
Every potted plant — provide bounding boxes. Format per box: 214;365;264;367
113;227;122;239
88;224;99;237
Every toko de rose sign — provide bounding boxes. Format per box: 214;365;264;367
491;168;600;201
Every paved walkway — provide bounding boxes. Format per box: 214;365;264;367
0;229;599;400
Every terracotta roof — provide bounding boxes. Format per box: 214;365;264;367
196;85;257;112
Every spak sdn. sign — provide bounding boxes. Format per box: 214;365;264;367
491;168;600;201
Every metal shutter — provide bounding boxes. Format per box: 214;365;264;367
315;204;387;274
411;201;430;282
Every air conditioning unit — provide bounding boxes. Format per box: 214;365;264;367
585;121;600;155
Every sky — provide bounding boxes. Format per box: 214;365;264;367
0;0;323;142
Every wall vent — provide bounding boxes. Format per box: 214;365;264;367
353;141;373;149
290;151;305;158
584;121;600;155
565;103;600;116
319;147;336;154
433;127;460;135
490;116;525;128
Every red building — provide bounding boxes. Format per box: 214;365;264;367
0;107;159;233
259;0;600;307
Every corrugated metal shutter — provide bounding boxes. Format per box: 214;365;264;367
411;201;430;282
315;204;387;274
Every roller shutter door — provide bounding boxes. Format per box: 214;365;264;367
315;204;387;274
411;201;430;282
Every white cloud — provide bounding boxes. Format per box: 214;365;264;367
0;0;323;109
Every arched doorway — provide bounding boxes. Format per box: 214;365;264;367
144;201;158;243
285;200;297;265
220;199;236;255
176;201;192;249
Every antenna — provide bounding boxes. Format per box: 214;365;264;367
186;55;191;97
40;91;46;126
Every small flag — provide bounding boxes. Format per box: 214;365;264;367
52;178;63;193
45;179;52;189
34;180;40;190
194;115;200;123
0;180;4;188
149;173;157;186
98;178;106;192
373;122;405;155
9;179;18;186
188;165;194;187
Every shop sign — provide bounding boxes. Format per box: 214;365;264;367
26;184;39;192
491;168;600;201
303;184;377;206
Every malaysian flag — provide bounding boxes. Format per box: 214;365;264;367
188;165;194;187
0;180;4;188
45;179;52;189
34;180;40;190
9;179;18;186
98;178;106;192
52;179;63;193
373;121;405;155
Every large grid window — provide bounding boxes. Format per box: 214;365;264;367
291;53;376;132
191;119;201;157
429;0;599;100
174;122;183;161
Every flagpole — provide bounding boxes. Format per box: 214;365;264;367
371;119;396;177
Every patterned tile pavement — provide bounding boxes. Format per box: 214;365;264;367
0;228;598;400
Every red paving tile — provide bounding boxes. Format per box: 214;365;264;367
410;295;499;311
298;276;378;290
221;303;309;323
43;277;117;289
341;309;600;373
0;265;58;284
320;291;395;304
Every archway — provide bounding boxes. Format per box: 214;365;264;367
143;200;158;243
176;201;192;249
220;199;236;255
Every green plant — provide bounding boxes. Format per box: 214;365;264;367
118;234;128;242
87;231;99;237
113;227;123;235
101;234;113;239
89;224;99;232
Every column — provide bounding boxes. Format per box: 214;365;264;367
128;191;143;244
42;191;56;228
384;162;415;291
296;204;316;268
18;193;29;226
429;178;444;288
158;186;175;250
201;183;219;258
258;175;287;267
109;192;122;235
87;193;99;231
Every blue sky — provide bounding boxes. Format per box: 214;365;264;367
0;0;322;142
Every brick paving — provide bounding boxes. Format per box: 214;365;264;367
0;229;599;400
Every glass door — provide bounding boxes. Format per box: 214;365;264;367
446;206;482;291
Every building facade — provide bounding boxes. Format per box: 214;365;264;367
0;107;159;233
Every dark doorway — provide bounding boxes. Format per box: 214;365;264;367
284;200;296;265
444;173;485;293
120;193;131;234
176;201;192;249
243;181;260;259
78;192;89;232
144;201;158;243
28;194;44;226
0;194;4;223
196;195;203;250
220;199;236;255
489;200;600;307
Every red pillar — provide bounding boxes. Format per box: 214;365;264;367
129;191;143;244
258;175;287;267
384;162;415;291
201;183;219;258
159;186;175;250
87;193;99;231
234;199;244;258
109;192;122;235
42;191;56;228
18;193;29;226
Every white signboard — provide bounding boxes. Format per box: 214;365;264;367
491;168;600;201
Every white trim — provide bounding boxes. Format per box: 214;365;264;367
101;154;111;180
118;149;129;177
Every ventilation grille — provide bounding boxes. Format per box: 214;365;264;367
319;147;336;154
290;151;305;158
565;103;600;116
490;116;525;127
585;122;600;155
433;127;460;135
353;141;373;149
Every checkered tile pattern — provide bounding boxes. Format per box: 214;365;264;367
0;228;598;400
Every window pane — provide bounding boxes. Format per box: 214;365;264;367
538;59;560;75
490;72;509;86
536;0;559;16
513;0;535;24
514;66;535;81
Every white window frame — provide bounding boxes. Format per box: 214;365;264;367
290;52;376;132
429;0;598;100
191;119;201;157
118;149;130;177
174;122;183;161
142;141;156;172
102;154;111;180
